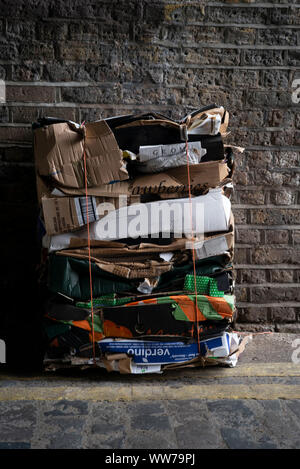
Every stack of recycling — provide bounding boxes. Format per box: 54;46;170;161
33;105;250;375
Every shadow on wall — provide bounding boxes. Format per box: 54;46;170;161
0;0;168;21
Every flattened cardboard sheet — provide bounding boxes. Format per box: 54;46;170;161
34;120;128;189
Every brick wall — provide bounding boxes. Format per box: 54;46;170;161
0;0;299;331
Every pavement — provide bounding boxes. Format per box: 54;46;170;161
0;332;299;450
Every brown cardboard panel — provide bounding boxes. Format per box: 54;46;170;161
35;173;50;204
57;238;187;258
41;194;140;236
166;161;229;188
56;251;174;279
59;180;131;197
42;196;80;235
59;160;228;198
93;257;173;279
34;120;128;189
55;238;190;278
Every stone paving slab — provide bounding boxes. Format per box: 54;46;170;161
0;398;299;449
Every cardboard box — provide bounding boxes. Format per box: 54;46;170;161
34;120;128;188
98;333;231;365
41;194;140;236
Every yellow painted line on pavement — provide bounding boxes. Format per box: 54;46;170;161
0;384;299;401
1;362;300;381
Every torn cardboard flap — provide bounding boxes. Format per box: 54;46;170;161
34;120;128;189
101;354;133;374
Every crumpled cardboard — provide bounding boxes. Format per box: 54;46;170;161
34;120;128;189
47;254;139;300
136;141;207;173
85;258;172;280
56;237;187;257
44;334;252;375
55;238;186;279
186;106;229;136
102;294;235;339
97;333;232;365
110;108;227;160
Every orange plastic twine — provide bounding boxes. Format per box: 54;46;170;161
184;125;201;354
82;123;96;365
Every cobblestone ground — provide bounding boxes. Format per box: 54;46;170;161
1;335;300;449
0;358;300;450
0;397;299;449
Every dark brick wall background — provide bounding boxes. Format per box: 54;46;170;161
0;0;299;333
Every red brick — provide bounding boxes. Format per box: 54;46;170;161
236;228;261;244
270;270;294;283
11;106;77;123
265;230;289;244
0;126;32;142
238;190;265;205
237;307;269;324
251;209;300;225
234;247;249;264
6;86;56;103
239;269;266;284
252;247;300;265
270;191;296;206
270;307;296;323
